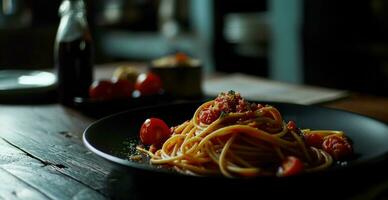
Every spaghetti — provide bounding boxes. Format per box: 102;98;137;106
137;91;352;177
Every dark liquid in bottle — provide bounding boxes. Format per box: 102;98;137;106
55;38;93;105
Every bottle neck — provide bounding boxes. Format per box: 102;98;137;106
59;0;87;17
56;1;90;43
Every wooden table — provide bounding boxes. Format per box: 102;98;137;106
1;64;388;199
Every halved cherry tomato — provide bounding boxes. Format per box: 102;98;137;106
135;72;162;96
89;80;114;100
287;121;297;130
278;156;304;176
112;79;134;98
304;133;324;148
322;135;352;160
140;118;171;146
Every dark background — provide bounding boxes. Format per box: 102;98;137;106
1;0;388;96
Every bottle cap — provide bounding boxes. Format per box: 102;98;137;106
59;0;86;16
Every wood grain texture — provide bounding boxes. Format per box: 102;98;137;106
0;104;113;196
324;94;388;123
0;138;106;200
0;168;49;200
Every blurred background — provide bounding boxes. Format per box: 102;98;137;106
1;0;388;96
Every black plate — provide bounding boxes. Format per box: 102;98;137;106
83;102;388;199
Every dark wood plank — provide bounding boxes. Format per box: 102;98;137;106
0;105;114;195
0;131;50;200
0;138;106;200
0;168;49;200
2;162;106;200
324;94;388;123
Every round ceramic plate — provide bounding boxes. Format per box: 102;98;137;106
83;102;388;172
83;101;388;198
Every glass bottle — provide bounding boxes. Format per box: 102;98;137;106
54;0;93;105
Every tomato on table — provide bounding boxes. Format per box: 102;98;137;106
140;118;171;146
89;80;115;100
278;156;304;176
135;72;162;96
89;79;135;100
112;79;134;98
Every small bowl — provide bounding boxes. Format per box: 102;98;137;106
150;53;203;99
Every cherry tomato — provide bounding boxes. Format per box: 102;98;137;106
89;80;114;100
287;121;297;130
304;133;324;148
135;72;163;96
140;118;171;146
322;135;352;160
278;156;304;176
112;79;134;98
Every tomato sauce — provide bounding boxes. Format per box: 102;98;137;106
199;91;259;124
